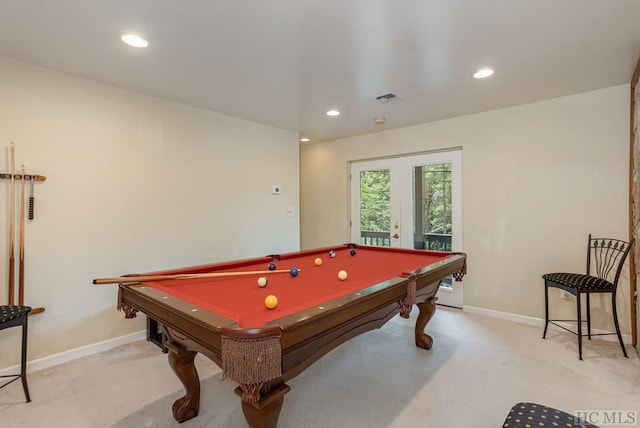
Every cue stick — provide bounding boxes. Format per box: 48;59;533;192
19;165;26;305
93;269;301;285
28;176;34;220
8;144;16;305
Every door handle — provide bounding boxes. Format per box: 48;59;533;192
392;233;399;239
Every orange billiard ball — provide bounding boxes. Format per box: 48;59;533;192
314;257;323;266
265;295;278;309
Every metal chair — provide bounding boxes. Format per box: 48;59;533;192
542;235;632;360
503;402;599;427
0;305;32;402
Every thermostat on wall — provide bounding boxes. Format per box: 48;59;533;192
272;185;281;194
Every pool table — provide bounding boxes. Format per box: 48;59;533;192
113;244;466;428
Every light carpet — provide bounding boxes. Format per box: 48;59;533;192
1;307;638;427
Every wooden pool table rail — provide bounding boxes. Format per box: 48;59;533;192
116;250;466;428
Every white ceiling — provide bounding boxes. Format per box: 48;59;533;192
1;1;639;144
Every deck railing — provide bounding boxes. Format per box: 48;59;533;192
418;233;453;251
360;231;452;251
360;231;391;247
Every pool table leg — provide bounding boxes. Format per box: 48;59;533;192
415;296;437;349
235;382;291;428
166;342;200;423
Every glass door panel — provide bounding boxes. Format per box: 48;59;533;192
413;163;453;251
350;158;401;248
359;169;391;246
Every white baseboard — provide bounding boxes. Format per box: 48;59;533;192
463;305;633;344
0;329;146;376
463;305;544;327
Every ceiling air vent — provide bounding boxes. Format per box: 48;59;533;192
375;93;400;103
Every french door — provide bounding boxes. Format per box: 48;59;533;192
350;150;463;308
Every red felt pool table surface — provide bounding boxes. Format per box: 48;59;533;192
141;245;455;328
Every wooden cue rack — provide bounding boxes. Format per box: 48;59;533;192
2;169;47;315
0;173;47;182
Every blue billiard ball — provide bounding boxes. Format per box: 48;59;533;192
350;249;356;256
290;267;299;277
268;263;277;270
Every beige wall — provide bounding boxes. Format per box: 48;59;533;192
301;85;631;332
0;56;300;369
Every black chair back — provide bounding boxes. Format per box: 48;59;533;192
588;235;633;290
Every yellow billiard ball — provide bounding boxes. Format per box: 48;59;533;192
265;295;278;309
314;257;323;266
338;270;348;280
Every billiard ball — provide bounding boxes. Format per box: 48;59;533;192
329;250;336;258
350;249;356;256
290;267;299;277
338;270;348;280
257;276;268;287
314;257;323;266
265;295;278;309
268;262;277;270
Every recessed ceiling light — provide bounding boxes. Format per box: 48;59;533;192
121;33;149;48
300;137;310;142
326;110;340;117
473;68;494;79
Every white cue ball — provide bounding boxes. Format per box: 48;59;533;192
257;276;268;287
338;270;348;280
